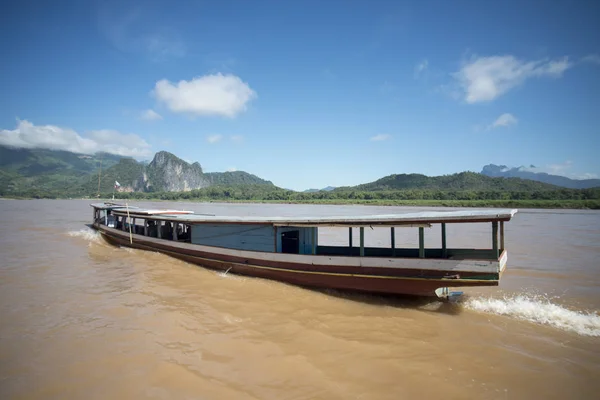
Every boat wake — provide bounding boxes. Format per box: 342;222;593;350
67;228;102;243
464;294;600;337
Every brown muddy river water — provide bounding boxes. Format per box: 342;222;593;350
1;200;599;399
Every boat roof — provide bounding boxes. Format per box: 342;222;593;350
91;202;517;226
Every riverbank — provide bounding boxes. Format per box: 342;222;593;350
4;196;598;209
194;198;600;209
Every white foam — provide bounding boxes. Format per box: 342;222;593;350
67;228;102;243
216;269;246;281
465;294;600;337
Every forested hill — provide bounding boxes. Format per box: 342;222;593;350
204;171;273;186
0;145;274;197
337;172;561;192
1;145;599;209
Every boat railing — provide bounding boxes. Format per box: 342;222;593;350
316;245;502;260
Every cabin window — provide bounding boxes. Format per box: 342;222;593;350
281;230;300;254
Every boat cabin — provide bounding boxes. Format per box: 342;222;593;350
91;203;516;261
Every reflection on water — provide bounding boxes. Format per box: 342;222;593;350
1;200;599;399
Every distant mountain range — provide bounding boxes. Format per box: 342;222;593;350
1;145;598;198
334;172;561;192
481;164;600;189
303;186;336;193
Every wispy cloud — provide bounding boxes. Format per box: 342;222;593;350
231;135;243;144
582;54;600;65
203;52;238;72
488;113;518;130
140;109;162;121
379;81;395;93
154;73;257;118
97;5;186;61
0;119;151;158
414;59;428;78
321;68;336;79
207;134;223;144
370;134;391;141
519;161;597;179
453;55;572;103
226;167;237;172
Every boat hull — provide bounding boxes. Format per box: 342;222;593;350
93;224;499;297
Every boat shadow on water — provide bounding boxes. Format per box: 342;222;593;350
309;288;467;316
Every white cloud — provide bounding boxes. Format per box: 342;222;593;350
231;135;243;143
488;113;518;130
0;119;151;158
154;73;257;118
226;167;237;172
370;134;391;141
140;109;162;121
454;55;572;103
207;134;223;144
414;59;428;78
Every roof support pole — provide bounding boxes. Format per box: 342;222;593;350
391;227;396;257
157;221;162;239
173;222;178;241
419;227;425;258
273;226;278;252
349;227;353;255
312;227;317;255
441;223;447;258
359;227;365;257
500;221;505;251
144;219;148;236
492;221;499;259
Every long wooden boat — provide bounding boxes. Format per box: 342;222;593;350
90;203;517;299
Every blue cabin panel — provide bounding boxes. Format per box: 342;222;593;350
191;224;275;252
190;224;318;254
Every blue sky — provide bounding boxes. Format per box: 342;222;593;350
1;0;599;190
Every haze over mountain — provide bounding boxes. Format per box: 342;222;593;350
481;164;600;189
303;186;336;193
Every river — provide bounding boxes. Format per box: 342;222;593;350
0;200;598;399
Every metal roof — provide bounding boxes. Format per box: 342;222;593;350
91;203;517;226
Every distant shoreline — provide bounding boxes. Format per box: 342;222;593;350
2;196;599;209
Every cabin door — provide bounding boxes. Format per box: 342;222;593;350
281;230;300;254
